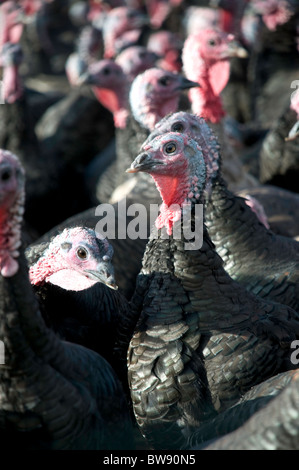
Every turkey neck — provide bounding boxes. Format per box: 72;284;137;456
142;209;224;294
130;224;218;449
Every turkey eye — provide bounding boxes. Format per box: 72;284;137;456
102;67;110;75
77;247;88;259
164;142;176;154
159;76;171;86
171;122;184;132
208;39;216;46
1;169;11;181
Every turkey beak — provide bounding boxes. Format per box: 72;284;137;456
285;121;299;141
126;152;164;173
225;41;248;58
176;76;199;91
85;266;118;290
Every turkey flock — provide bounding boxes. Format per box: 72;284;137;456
1;0;299;452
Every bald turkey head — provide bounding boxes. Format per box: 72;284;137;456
144;111;221;193
129;67;198;130
251;0;294;31
115;45;159;81
182;28;247;123
29;227;118;291
79;59;129;128
147;30;182;72
127;132;206;235
102;6;147;58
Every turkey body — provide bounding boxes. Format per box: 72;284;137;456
145;111;299;312
126;132;299;450
206;176;299;312
0;149;135;450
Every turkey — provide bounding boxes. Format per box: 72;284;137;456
33;15;114;191
101;6;148;59
19;0;77;77
202;368;299;450
0;148;134;450
125;131;299;450
182;25;257;191
81;64;198;204
145;112;299;312
26;200;146;300
65;22;103;87
183;2;252;123
30;67;198;300
0;40;78;235
77;58;131;204
146;29;183;73
114;67;197;201
115;45;159;82
26;227;128;365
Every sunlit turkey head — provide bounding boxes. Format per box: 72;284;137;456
29;227;118;292
127;132;206;235
143;111;221;193
182;27;248;123
129;67;198;131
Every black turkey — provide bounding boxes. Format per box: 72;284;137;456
0;148;134;450
26;227;127;366
0;40;97;234
80;63;198;205
125;131;299;450
146;112;299;313
181;23;257;191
